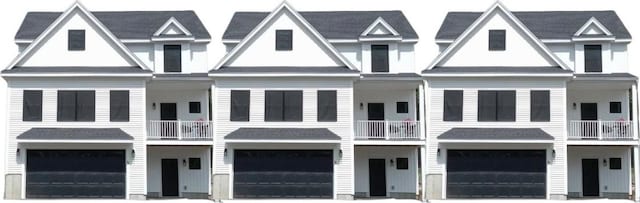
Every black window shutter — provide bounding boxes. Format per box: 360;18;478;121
57;91;77;121
283;91;303;121
23;90;43;121
164;45;182;72
276;30;293;50
489;30;506;51
76;91;95;121
584;45;602;72
444;90;463;121
477;91;497;121
265;91;284;121
496;91;516;121
231;90;250;121
110;91;130;122
371;45;389;72
317;90;337;122
530;90;550;122
68;30;85;51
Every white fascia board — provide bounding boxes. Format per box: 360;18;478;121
150;36;196;42
225;139;342;144
1;73;153;78
358;36;403;42
353;140;425;146
435;39;454;44
571;36;616;42
425;1;570;71
153;17;193;37
567;140;639;146
421;73;574;78
211;1;357;72
360;17;400;36
15;39;33;44
208;73;361;78
574;17;613;37
17;139;135;144
121;38;210;43
5;2;150;71
438;139;555;144
146;140;213;146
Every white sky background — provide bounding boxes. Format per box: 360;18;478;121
0;0;639;198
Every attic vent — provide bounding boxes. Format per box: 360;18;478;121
68;30;85;51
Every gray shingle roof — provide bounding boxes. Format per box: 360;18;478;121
423;66;572;74
211;66;359;74
222;11;418;40
15;11;211;40
2;66;151;74
438;128;554;140
17;128;133;140
436;11;631;40
225;128;341;140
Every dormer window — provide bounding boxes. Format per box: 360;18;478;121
275;30;293;51
68;30;85;51
164;45;182;72
584;45;602;72
371;45;389;72
489;30;506;51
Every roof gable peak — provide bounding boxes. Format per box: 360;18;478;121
425;1;569;71
212;1;356;71
361;17;400;36
154;17;193;37
574;17;613;36
5;1;148;71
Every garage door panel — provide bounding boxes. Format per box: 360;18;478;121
234;150;333;199
447;150;546;199
26;150;125;199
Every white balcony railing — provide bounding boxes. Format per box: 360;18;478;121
148;120;213;140
355;120;422;140
568;120;634;140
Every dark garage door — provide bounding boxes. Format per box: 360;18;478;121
234;150;333;198
447;150;546;199
26;150;126;199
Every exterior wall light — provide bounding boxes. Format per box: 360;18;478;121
224;148;228;157
183;159;187;167
437;148;441;157
152;102;156;110
552;149;556;158
339;149;343;158
603;158;607;167
131;149;135;158
390;159;394;166
16;148;20;157
359;103;364;110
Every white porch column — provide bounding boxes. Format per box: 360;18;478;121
419;82;426;140
633;83;638;141
634;146;640;202
420;145;427;201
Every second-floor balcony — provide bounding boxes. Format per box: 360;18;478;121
355;120;422;140
147;120;213;142
568;120;635;141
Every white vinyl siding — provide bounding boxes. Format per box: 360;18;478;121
5;78;147;196
212;78;354;196
426;78;567;196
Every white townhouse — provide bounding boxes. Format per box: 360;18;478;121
209;2;423;200
422;2;639;201
2;2;214;199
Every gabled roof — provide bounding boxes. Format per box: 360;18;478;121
222;10;418;41
425;1;569;71
213;1;357;71
574;17;612;36
361;17;400;36
436;10;631;41
5;2;149;71
153;17;193;37
15;10;210;41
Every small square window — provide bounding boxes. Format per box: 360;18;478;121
610;102;622;113
396;158;408;170
189;102;201;113
189;158;201;170
276;30;292;51
68;30;85;51
610;158;621;170
396;102;409;113
489;30;506;51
